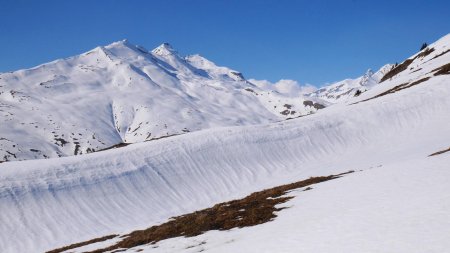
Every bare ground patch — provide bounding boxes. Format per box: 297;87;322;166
432;63;450;76
416;47;435;58
379;47;434;83
97;142;131;152
431;49;450;61
355;61;449;105
97;133;182;152
46;235;118;253
380;59;414;83
47;171;353;253
354;77;431;104
429;147;450;156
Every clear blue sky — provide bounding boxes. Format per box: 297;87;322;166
1;0;449;86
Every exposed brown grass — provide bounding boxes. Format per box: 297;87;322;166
410;68;422;74
355;76;431;104
357;54;447;104
404;77;431;87
46;235;118;253
48;171;353;253
431;49;450;60
417;47;435;58
313;103;325;109
432;63;450;76
97;134;182;153
379;47;433;83
280;109;290;115
429;147;450;156
97;142;130;152
383;48;434;77
303;100;325;110
380;59;414;83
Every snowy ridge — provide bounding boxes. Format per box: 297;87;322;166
307;64;394;103
0;32;449;252
0;41;326;162
354;33;450;102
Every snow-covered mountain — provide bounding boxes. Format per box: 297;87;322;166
0;41;326;162
0;39;408;163
306;64;394;103
0;33;449;253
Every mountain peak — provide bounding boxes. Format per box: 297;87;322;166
364;68;374;76
106;39;132;47
152;42;178;56
102;39;139;54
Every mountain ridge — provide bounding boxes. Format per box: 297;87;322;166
4;33;449;163
0;40;326;162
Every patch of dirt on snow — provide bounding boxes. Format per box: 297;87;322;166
380;59;414;83
356;77;431;104
46;235;118;253
417;47;435;58
432;63;450;76
380;47;434;83
429;147;450;156
97;142;131;152
96;134;182;153
431;49;450;60
48;171;353;253
303;100;325;110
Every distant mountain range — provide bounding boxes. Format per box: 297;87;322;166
0;39;394;162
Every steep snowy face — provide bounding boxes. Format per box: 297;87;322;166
307;64;394;103
353;33;450;103
151;42;178;56
185;54;246;81
0;41;325;162
309;33;450;104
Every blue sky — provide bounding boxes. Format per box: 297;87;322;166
1;0;449;86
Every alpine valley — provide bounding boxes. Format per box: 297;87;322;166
0;34;449;253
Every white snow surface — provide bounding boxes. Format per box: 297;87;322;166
126;156;450;253
0;33;449;252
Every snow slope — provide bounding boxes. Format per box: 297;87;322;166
307;64;393;103
0;41;326;162
0;33;449;253
119;155;450;253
